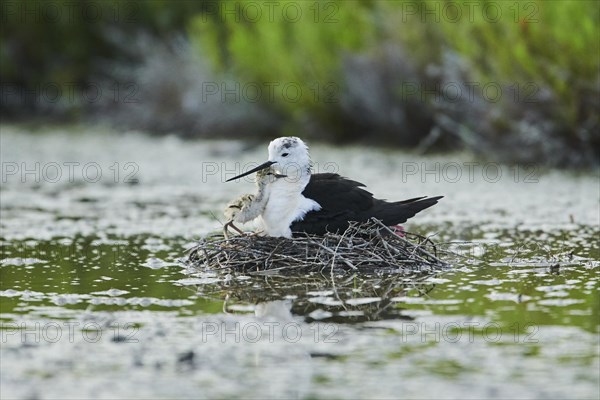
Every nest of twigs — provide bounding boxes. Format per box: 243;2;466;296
186;218;449;275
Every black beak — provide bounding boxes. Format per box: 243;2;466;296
226;161;276;182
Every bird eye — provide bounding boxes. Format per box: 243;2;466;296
281;152;289;157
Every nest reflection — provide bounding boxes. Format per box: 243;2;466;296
187;271;439;323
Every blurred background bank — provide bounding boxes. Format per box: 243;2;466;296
1;0;598;166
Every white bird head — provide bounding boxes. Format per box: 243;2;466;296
267;137;310;177
226;137;311;182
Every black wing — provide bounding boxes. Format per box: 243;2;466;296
291;173;442;235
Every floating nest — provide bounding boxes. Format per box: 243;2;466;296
186;218;450;275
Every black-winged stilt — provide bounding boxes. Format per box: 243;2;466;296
226;137;443;238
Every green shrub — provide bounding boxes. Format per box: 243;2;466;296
188;0;599;164
189;1;375;121
422;0;599;131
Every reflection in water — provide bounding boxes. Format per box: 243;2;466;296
213;273;438;323
252;300;312;399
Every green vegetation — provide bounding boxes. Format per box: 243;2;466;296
426;0;598;139
1;0;205;116
190;1;374;124
188;0;599;164
2;0;599;165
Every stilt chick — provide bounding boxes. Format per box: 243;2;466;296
223;167;284;238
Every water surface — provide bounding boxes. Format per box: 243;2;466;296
1;126;598;399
